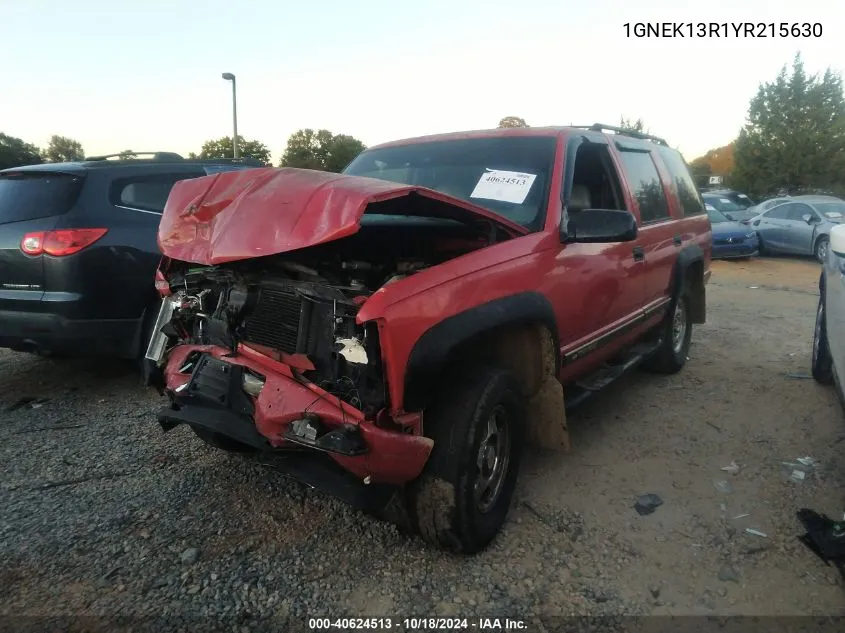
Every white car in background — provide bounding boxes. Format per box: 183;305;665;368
813;223;845;414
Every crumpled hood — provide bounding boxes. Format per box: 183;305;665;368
158;167;526;265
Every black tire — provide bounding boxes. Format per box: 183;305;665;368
757;234;766;255
815;236;830;264
192;427;258;453
812;296;834;385
408;366;525;554
644;290;692;374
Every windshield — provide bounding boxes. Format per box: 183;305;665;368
704;196;743;213
707;209;730;224
343;136;557;231
814;201;845;220
731;193;754;208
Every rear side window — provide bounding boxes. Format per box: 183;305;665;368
765;204;791;220
0;172;83;223
617;149;670;223
657;147;705;217
110;172;204;214
786;204;815;221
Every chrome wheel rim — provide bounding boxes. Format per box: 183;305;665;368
817;239;829;263
474;405;511;514
813;300;824;364
671;300;688;355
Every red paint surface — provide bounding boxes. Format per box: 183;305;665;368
163;343;432;485
157;167;525;265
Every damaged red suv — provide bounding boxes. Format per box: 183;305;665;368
144;124;711;554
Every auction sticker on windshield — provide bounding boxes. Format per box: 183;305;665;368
471;169;536;204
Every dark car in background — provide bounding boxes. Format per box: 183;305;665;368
0;153;261;359
707;206;759;260
702;192;759;224
700;188;754;208
749;195;845;262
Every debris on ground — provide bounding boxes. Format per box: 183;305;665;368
797;508;845;572
745;528;768;538
718;564;741;583
180;548;200;565
633;494;664;516
780;457;819;483
721;461;741;475
786;372;813;380
713;479;733;494
732;513;751;520
5;397;50;412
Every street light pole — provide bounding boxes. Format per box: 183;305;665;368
221;73;239;159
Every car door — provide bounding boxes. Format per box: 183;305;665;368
826;227;845;389
554;133;647;370
752;203;791;251
613;140;677;310
782;203;819;254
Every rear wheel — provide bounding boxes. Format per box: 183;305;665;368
409;366;525;554
815;236;830;263
811;297;834;385
644;290;692;374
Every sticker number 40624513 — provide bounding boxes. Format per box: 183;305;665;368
470;169;537;205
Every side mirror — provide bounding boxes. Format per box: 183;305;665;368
830;224;845;257
802;213;814;224
564;209;638;244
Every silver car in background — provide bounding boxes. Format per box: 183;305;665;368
749;195;845;262
812;223;845;414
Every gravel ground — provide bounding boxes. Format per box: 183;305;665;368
1;256;844;631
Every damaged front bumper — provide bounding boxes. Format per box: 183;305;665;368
152;342;433;487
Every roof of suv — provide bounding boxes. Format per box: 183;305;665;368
366;124;670;151
0;153;266;174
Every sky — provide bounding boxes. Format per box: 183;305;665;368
1;0;841;164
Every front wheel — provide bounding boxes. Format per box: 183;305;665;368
812;297;834;385
644;291;692;374
409;366;525;554
815;236;830;264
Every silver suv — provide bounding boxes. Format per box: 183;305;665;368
813;222;845;413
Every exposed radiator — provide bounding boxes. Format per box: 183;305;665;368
242;286;304;354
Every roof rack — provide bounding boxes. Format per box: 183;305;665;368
84;152;185;161
192;157;266;167
83;153;267;167
570;124;668;146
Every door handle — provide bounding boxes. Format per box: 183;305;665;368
673;234;682;246
633;246;645;262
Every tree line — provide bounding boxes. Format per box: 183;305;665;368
689;54;845;199
502;55;845;200
6;54;843;199
0;129;367;173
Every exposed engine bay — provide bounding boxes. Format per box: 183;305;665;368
147;218;494;415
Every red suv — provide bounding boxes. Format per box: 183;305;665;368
144;124;711;554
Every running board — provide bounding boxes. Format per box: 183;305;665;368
564;338;663;412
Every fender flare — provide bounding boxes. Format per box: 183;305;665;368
671;243;706;323
671;243;704;292
402;292;560;412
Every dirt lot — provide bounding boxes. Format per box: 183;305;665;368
1;256;844;629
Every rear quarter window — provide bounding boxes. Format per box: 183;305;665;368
657;147;705;217
109;172;205;214
0;172;84;223
616;148;670;223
